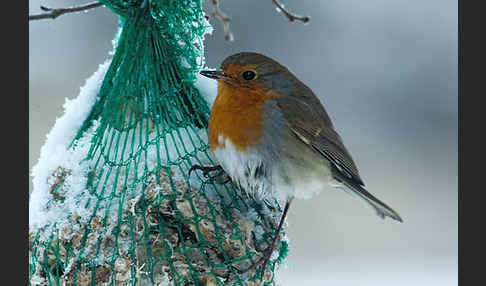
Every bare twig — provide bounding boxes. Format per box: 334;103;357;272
29;1;103;21
208;0;234;41
271;0;310;23
28;0;309;43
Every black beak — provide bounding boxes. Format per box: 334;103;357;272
200;70;227;80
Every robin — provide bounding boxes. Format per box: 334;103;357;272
192;52;403;274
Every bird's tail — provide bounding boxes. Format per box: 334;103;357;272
332;170;403;222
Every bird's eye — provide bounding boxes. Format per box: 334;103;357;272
242;70;256;80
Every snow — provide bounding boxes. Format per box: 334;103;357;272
28;58;217;238
29;60;111;232
28;15;219;234
194;72;218;108
193;9;218;107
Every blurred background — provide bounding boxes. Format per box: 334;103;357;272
29;0;457;285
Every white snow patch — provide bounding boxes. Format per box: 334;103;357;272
194;72;218;108
29;60;111;232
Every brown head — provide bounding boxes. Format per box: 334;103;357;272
200;52;299;96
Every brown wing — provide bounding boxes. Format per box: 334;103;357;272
276;89;365;186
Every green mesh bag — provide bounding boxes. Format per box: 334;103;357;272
29;1;289;285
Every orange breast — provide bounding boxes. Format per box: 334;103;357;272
209;82;279;152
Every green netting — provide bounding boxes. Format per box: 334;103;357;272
29;1;288;285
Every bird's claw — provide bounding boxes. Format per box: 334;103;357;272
188;164;231;183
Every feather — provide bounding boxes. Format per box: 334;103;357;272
276;89;364;186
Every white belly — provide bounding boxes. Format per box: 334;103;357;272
212;138;271;200
212;137;335;201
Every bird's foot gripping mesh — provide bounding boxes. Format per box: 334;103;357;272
29;1;289;285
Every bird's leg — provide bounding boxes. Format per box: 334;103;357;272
243;198;293;278
188;164;230;183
